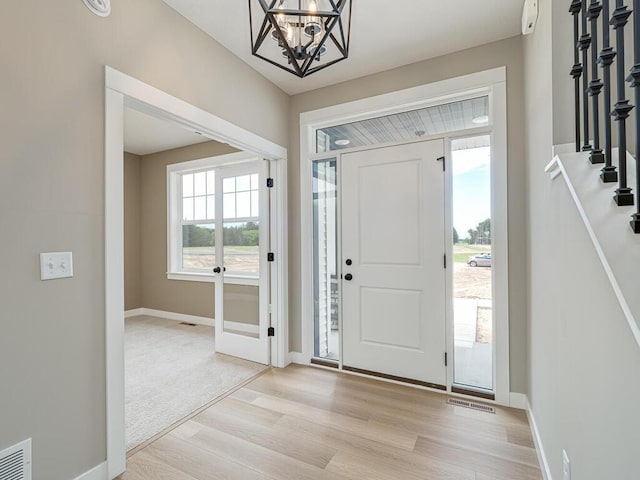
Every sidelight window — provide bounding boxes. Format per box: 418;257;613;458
451;135;494;392
312;158;339;361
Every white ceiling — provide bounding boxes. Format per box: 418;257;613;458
124;107;210;156
162;0;525;95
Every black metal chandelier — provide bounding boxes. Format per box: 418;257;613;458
248;0;353;78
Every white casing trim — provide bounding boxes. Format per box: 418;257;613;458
106;66;289;479
166;272;259;286
72;462;108;480
527;399;553;480
299;67;511;406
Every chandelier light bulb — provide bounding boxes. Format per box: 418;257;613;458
305;0;322;37
271;1;288;43
287;23;294;43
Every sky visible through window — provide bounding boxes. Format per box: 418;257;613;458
452;145;491;239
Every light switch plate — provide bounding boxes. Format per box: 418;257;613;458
40;252;73;280
563;450;571;480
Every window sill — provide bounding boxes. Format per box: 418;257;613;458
167;272;260;286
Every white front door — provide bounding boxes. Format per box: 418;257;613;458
341;140;447;387
213;161;270;365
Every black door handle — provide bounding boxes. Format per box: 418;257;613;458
346;259;353;266
344;273;353;281
214;266;226;273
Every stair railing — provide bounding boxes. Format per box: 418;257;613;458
571;0;640;233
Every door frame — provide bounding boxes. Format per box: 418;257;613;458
298;67;510;406
105;66;288;478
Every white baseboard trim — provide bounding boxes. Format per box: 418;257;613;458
288;352;308;365
526;399;553;480
124;308;261;334
125;308;214;327
124;308;144;318
73;462;107;480
509;392;528;410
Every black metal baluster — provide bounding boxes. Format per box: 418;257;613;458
629;0;640;231
580;0;594;151
571;0;583;153
599;0;618;182
612;0;635;206
589;1;605;163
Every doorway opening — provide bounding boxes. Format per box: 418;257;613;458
105;67;288;478
300;68;510;405
122;108;274;452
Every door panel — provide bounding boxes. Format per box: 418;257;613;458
342;140;446;385
358;160;422;266
214;161;270;365
360;287;422;349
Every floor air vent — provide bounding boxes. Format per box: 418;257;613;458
447;398;496;414
0;439;31;480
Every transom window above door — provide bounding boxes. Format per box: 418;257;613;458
167;154;263;285
316;95;490;153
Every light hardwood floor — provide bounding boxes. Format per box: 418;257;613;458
119;365;542;480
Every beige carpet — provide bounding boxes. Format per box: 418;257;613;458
125;315;267;451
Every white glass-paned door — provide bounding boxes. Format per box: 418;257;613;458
213;161;270;365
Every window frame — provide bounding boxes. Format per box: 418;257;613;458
167;152;263;286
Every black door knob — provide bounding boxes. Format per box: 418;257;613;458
346;259;353;266
213;266;222;273
344;273;353;281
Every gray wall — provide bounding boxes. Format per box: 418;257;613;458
134;141;259;324
0;1;288;479
124;152;142;310
525;1;640;478
288;36;529;394
139;141;234;319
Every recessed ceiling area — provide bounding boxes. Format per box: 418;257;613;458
124;108;210;156
162;0;525;95
317;96;490;152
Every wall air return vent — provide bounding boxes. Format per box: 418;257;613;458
447;398;496;414
0;438;31;480
82;0;111;17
